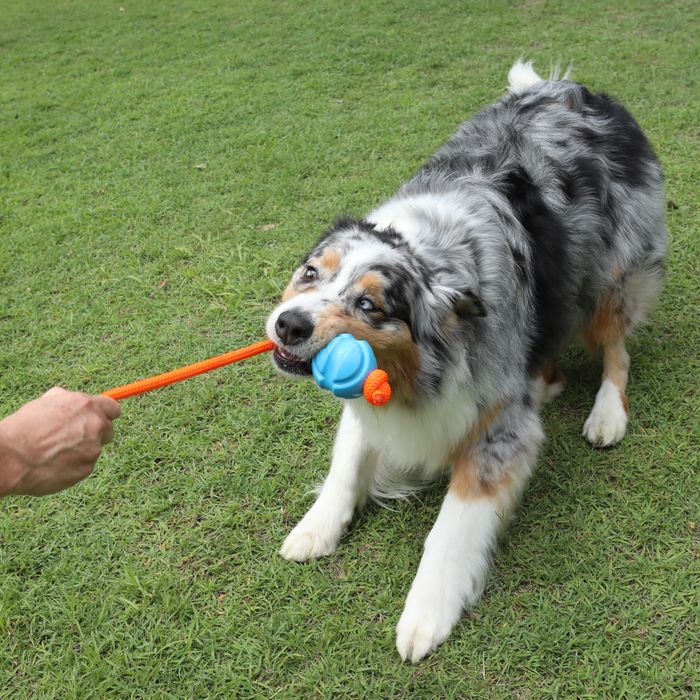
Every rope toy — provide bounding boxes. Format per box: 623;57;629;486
102;333;391;406
102;339;275;401
363;369;391;406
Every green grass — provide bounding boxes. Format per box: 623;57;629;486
1;0;698;696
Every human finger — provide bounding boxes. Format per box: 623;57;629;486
101;421;115;445
92;395;122;420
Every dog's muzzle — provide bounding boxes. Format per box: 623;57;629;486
272;310;314;376
275;310;313;346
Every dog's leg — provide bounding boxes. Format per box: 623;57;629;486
583;337;630;448
581;288;633;447
280;404;376;562
396;404;543;663
533;357;566;405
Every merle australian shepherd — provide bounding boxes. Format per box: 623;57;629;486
266;61;667;662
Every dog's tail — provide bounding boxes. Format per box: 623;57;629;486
507;59;544;94
507;59;572;94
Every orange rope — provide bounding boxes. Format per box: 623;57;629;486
102;339;275;400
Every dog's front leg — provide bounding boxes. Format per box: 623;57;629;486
396;404;543;662
280;404;376;562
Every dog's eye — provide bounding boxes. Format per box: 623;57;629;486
357;296;378;312
301;266;318;282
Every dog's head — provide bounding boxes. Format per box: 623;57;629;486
266;217;486;401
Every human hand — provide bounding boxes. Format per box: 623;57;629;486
0;387;121;496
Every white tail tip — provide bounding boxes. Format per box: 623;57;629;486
507;59;544;94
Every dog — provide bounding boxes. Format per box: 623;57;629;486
266;60;667;662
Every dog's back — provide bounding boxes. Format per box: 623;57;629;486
392;60;666;374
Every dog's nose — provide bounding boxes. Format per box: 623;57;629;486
275;310;314;346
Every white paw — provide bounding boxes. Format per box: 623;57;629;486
279;516;340;562
396;599;458;663
533;375;565;406
543;379;565;403
395;579;462;663
583;379;628;447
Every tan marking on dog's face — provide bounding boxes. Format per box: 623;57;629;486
357;272;387;303
314;305;419;402
318;248;341;274
281;249;342;302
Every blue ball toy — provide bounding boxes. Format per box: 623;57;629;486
312;334;378;399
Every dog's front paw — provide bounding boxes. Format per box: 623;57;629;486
583;379;628;447
395;579;462;663
279;518;339;562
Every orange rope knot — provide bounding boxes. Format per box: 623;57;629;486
363;369;391;406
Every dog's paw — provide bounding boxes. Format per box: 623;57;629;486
583;379;628;447
279;520;339;562
395;581;461;663
533;371;566;406
396;591;459;664
542;378;565;403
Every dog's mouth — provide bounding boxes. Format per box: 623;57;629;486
272;345;313;376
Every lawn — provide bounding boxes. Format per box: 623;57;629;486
1;0;698;697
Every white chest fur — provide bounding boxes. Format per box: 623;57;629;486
349;386;478;479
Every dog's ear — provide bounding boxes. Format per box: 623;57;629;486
427;284;487;321
454;290;487;318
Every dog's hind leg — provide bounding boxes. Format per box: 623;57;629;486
396;401;544;663
582;287;633;447
280;404;377;562
582;333;630;447
582;260;664;447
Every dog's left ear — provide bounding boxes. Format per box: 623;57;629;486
454;290;487;318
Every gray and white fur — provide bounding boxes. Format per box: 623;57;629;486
265;60;666;662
